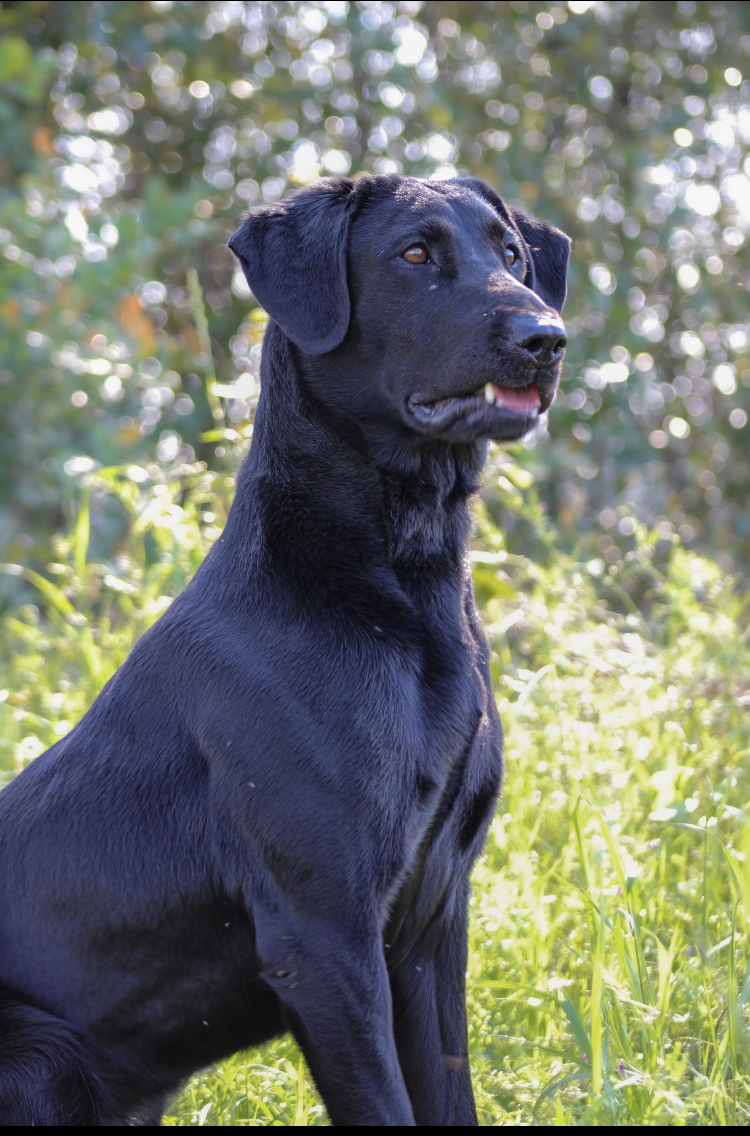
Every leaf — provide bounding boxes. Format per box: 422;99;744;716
516;663;553;717
0;36;33;83
0;564;75;616
592;805;630;900
502;462;535;489
562;999;592;1061
471;566;516;598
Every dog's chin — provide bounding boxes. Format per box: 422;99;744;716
407;378;555;443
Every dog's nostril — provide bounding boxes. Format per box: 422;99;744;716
521;332;566;362
512;315;567;364
524;336;547;358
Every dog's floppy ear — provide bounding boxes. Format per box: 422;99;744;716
455;178;570;313
228;178;355;354
509;208;571;314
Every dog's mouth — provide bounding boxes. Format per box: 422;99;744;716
408;380;543;440
426;381;541;415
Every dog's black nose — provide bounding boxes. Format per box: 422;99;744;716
512;313;567;365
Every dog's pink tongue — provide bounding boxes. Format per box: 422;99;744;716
492;383;541;413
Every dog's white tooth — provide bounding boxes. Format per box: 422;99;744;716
484;382;495;404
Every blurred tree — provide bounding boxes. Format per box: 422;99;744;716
1;0;749;576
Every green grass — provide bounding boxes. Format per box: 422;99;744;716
1;454;749;1125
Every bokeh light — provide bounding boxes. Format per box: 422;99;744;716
0;0;748;574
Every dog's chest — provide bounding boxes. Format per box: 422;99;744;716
405;574;486;739
368;580;494;862
368;573;501;947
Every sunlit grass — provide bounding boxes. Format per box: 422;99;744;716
1;461;749;1125
467;526;750;1125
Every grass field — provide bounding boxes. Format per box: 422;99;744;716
1;453;749;1125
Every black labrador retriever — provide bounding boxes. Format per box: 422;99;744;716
0;174;569;1126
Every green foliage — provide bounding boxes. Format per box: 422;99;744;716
1;0;750;574
2;456;749;1124
466;498;750;1124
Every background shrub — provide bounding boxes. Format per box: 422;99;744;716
1;0;750;579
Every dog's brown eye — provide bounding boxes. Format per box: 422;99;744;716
505;247;518;267
403;245;428;264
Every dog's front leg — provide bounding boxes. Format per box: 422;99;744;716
255;914;415;1126
390;887;478;1126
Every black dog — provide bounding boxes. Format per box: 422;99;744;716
0;175;568;1126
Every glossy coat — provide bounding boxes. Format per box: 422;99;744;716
0;175;569;1126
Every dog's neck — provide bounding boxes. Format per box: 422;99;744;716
231;328;486;581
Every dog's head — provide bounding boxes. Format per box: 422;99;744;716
229;175;570;445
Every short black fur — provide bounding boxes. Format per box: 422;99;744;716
0;174;569;1126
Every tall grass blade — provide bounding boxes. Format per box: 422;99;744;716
187;266;224;427
562;999;592;1063
73;488;90;582
590;892;606;1095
